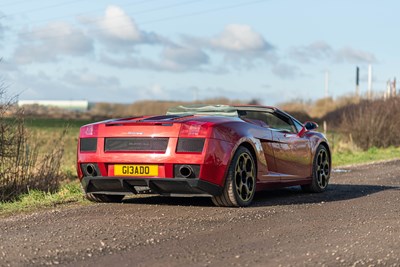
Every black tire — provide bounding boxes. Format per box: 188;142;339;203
301;145;331;193
85;193;124;203
211;146;256;207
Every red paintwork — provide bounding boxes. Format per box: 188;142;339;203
77;105;330;193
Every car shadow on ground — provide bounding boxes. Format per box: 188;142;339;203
121;183;399;207
252;183;399;207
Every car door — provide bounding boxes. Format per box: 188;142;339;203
239;111;279;182
265;111;312;181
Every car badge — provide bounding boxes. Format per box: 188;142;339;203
127;132;144;135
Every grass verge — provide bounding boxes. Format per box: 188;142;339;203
333;146;400;167
0;181;87;216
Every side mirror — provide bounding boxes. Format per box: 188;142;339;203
304;121;318;131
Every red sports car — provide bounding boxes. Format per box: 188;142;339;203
77;105;331;207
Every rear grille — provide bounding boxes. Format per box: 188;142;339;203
176;138;205;153
104;138;169;152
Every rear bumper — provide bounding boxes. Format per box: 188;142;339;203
81;176;223;196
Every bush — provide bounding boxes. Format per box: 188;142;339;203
0;88;65;202
340;98;400;150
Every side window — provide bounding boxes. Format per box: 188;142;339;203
240;111;270;127
239;111;297;133
265;112;297;133
293;120;303;132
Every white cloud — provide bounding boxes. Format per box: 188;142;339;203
13;22;93;64
101;54;158;70
336;47;377;63
202;24;276;70
0;58;18;72
62;70;120;89
0;22;5;40
138;83;169;100
271;63;301;79
98;5;142;42
290;41;333;63
101;45;210;72
0;14;9;42
96;21;273;73
210;24;272;53
290;41;377;64
161;45;209;70
7;69;136;102
89;5;164;49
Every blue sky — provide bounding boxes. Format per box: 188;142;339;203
0;0;398;104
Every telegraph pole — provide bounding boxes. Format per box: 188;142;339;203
356;66;360;98
392;78;397;97
386;80;391;99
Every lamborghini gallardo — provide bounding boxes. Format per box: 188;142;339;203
77;105;331;207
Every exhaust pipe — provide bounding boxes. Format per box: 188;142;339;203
179;165;194;178
86;164;97;177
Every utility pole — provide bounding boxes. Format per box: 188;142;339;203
393;77;397;97
387;80;391;99
356;66;360;98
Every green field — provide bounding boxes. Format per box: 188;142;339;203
22;117;93;129
23;118;93;178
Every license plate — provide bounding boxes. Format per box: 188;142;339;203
114;164;158;177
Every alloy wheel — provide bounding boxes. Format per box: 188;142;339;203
316;148;330;189
234;152;256;202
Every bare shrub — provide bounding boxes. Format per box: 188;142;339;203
340;98;400;150
0;88;65;202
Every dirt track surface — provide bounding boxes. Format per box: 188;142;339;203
1;160;400;267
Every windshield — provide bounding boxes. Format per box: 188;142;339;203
166;105;239;117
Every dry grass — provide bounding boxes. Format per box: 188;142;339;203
340;98;400;150
279;95;360;119
0;89;66;202
28;127;79;179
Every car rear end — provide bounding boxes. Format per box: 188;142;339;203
77;116;234;198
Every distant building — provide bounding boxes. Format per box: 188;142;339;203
17;100;89;112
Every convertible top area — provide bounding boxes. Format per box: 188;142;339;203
166;104;239;117
166;104;276;117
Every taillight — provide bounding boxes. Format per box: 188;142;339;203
80;124;99;138
176;138;205;153
80;138;97;152
179;121;211;138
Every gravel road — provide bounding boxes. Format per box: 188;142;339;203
1;160;399;267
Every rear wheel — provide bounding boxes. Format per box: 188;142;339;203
85;193;124;203
301;145;330;193
211;146;256;207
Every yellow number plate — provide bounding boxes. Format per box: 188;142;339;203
114;164;158;177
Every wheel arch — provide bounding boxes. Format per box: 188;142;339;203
239;141;258;171
212;141;258;207
226;140;260;181
318;141;332;167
